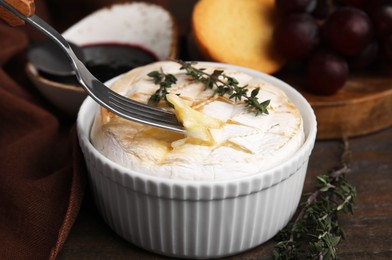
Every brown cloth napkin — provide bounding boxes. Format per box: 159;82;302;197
0;1;94;258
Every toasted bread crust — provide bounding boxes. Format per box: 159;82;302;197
192;0;284;74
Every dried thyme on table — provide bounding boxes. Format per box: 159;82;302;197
147;60;270;115
273;138;357;260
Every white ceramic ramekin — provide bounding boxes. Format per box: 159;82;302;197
77;62;317;259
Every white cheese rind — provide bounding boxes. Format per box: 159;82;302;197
90;61;305;181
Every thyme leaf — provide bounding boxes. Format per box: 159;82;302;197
273;138;356;260
177;60;270;115
147;60;270;115
147;69;177;108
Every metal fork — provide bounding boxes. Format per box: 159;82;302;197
0;0;184;133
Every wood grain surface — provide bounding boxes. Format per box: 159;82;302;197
278;67;392;140
58;127;392;259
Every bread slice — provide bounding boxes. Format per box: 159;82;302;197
192;0;284;74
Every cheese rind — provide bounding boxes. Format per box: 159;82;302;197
90;61;304;181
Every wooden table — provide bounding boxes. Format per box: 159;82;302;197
57;127;392;259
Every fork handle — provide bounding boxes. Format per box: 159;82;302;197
0;0;34;26
0;0;77;65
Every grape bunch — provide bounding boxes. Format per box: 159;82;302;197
273;0;392;95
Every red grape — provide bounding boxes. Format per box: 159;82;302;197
341;0;369;7
368;4;392;39
312;0;335;19
323;7;374;55
347;41;379;68
380;34;392;65
365;0;392;8
272;0;390;96
276;0;317;15
274;14;319;60
306;49;349;95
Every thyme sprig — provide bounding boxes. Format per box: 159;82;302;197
147;60;270;115
147;69;177;107
177;60;270;115
273;138;356;260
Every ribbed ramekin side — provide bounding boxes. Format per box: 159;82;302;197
81;143;310;259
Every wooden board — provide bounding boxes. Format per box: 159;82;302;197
277;67;392;140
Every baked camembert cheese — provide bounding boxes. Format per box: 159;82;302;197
90;61;304;180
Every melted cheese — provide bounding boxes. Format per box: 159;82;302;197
166;93;223;144
90;61;305;180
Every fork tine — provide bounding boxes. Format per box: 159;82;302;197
108;91;179;122
109;99;181;125
108;90;175;117
110;102;181;125
108;100;184;132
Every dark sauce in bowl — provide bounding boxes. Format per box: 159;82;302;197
35;42;158;84
82;43;158;82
